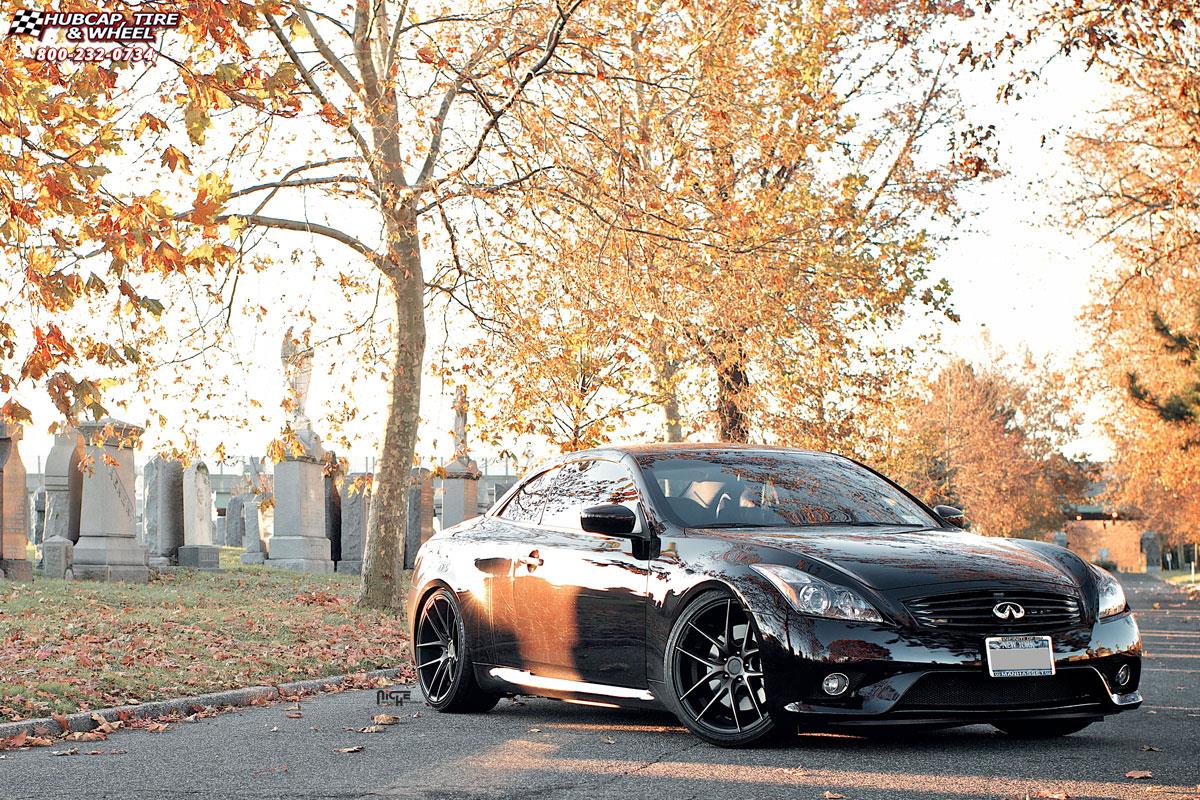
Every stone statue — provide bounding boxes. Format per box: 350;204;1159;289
452;385;468;460
281;326;314;429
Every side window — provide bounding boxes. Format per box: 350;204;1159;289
540;460;640;531
497;468;558;524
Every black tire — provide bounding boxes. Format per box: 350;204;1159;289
993;720;1095;738
664;589;788;747
414;588;500;713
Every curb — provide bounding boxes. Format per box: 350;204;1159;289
0;668;412;741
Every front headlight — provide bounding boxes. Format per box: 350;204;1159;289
1093;565;1127;619
750;564;883;623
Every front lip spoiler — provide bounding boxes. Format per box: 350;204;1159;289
780;666;1142;719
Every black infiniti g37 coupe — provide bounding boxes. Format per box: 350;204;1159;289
407;444;1142;746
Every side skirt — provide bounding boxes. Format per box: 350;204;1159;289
475;665;662;710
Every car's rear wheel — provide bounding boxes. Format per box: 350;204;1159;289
993;720;1095;738
664;589;786;747
415;588;500;713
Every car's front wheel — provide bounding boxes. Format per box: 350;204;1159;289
664;589;787;747
993;720;1095;738
415;587;500;713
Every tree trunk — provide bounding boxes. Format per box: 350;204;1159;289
650;347;682;442
359;207;426;609
716;356;750;443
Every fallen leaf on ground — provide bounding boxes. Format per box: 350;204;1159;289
51;713;70;732
285;712;303;719
359;725;386;733
601;736;615;744
50;748;79;757
1140;745;1162;752
1125;770;1153;780
335;746;363;753
822;792;846;799
371;714;400;725
1032;790;1069;799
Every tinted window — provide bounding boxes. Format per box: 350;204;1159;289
539;460;640;531
497;468;558;523
636;451;936;529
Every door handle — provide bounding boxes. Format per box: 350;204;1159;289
517;550;544;569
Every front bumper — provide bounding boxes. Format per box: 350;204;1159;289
759;607;1142;727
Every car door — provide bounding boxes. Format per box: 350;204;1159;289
485;467;559;669
510;459;649;689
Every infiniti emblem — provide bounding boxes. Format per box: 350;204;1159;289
993;601;1026;620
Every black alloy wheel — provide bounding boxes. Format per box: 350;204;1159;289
666;590;784;746
415;588;499;712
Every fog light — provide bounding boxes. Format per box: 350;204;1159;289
1115;664;1132;687
821;672;850;696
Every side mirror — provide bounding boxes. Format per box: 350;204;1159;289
934;505;966;529
581;504;638;537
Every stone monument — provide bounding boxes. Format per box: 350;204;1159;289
240;494;273;565
73;419;149;583
337;473;371;574
43;429;84;544
404;468;434;570
143;457;184;567
179;462;219;570
43;535;73;580
0;423;32;580
31;487;46;546
440;386;481;529
267;328;332;573
324;452;342;566
225;494;247;547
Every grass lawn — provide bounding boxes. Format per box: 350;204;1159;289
0;563;412;722
1162;569;1199;586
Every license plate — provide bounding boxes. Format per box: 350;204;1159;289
984;635;1055;677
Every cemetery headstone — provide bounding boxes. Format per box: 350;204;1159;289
179;462;219;570
43;535;74;580
143;457;184;567
225;494;247;547
214;517;227;547
0;423;31;580
31;487;46;545
74;419;149;583
43;429;83;544
240;494;273;565
337;473;371;574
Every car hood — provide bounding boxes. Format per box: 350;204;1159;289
710;526;1078;591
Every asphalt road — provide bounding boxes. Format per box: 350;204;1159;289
2;572;1198;800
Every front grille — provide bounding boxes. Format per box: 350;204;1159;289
895;671;1101;710
905;589;1083;633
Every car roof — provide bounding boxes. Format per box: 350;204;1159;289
553;442;835;463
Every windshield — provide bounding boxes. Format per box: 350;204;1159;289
636;450;938;530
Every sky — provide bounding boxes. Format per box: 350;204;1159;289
12;18;1124;474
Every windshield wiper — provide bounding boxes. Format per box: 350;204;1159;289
693;522;781;529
